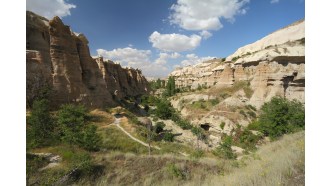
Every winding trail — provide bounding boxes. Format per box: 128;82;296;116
111;117;188;157
112;117;160;150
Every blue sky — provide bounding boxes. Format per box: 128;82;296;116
26;0;305;78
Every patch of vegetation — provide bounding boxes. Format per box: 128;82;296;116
189;98;219;111
163;132;175;142
232;56;241;62
220;122;225;130
190;150;204;159
166;163;187;180
27;99;57;148
258;97;305;139
214;136;236;159
245;104;257;111
57;104;101;151
232;128;262;151
101;126;148;154
217;81;253;98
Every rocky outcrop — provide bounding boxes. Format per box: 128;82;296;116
169;19;305;108
26;11;149;108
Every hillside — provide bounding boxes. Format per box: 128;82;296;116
170;19;305;109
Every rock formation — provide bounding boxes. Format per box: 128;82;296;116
170;19;305;108
26;11;149;108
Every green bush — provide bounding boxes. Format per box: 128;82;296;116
57;104;101;151
163;132;175;142
154;99;175;119
28;99;56;147
214;136;236;159
79;125;102;151
220;122;225;130
247;120;261;131
259;97;305;139
233;128;262;151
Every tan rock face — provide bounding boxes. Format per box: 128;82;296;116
169;19;305;108
26;11;149;108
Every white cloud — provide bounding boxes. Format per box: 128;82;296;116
155;52;181;65
97;47;171;78
180;53;215;66
26;0;76;19
149;31;202;52
170;0;249;31
97;47;151;67
270;0;280;4
199;30;213;39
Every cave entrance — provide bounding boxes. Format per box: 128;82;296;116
200;123;211;131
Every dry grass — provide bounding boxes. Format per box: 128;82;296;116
203;131;305;186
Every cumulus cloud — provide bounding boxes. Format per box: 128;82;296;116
170;0;249;31
270;0;280;3
26;0;76;19
180;53;215;66
199;30;213;39
97;47;171;78
97;47;151;67
149;31;201;52
155;52;181;65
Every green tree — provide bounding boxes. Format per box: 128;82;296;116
57;104;88;145
259;97;305;139
155;99;175;119
166;76;176;97
79;125;102;151
28;99;55;147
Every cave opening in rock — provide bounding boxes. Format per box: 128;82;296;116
200;123;211;131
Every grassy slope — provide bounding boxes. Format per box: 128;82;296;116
74;131;304;186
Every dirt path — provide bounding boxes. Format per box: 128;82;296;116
111;117;188;157
112;117;160;150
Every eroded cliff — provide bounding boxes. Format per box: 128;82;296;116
170;19;305;108
26;11;149;108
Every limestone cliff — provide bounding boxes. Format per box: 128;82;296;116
26;11;149;108
170;19;305;108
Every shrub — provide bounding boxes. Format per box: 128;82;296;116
220;122;225;130
28;99;55;147
176;119;193;130
247;120;261;131
215;136;236;159
163;132;175;142
79;125;102;151
154;99;175;119
259;97;305;139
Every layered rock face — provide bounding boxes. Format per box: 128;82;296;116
170;20;305;108
26;11;149;108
